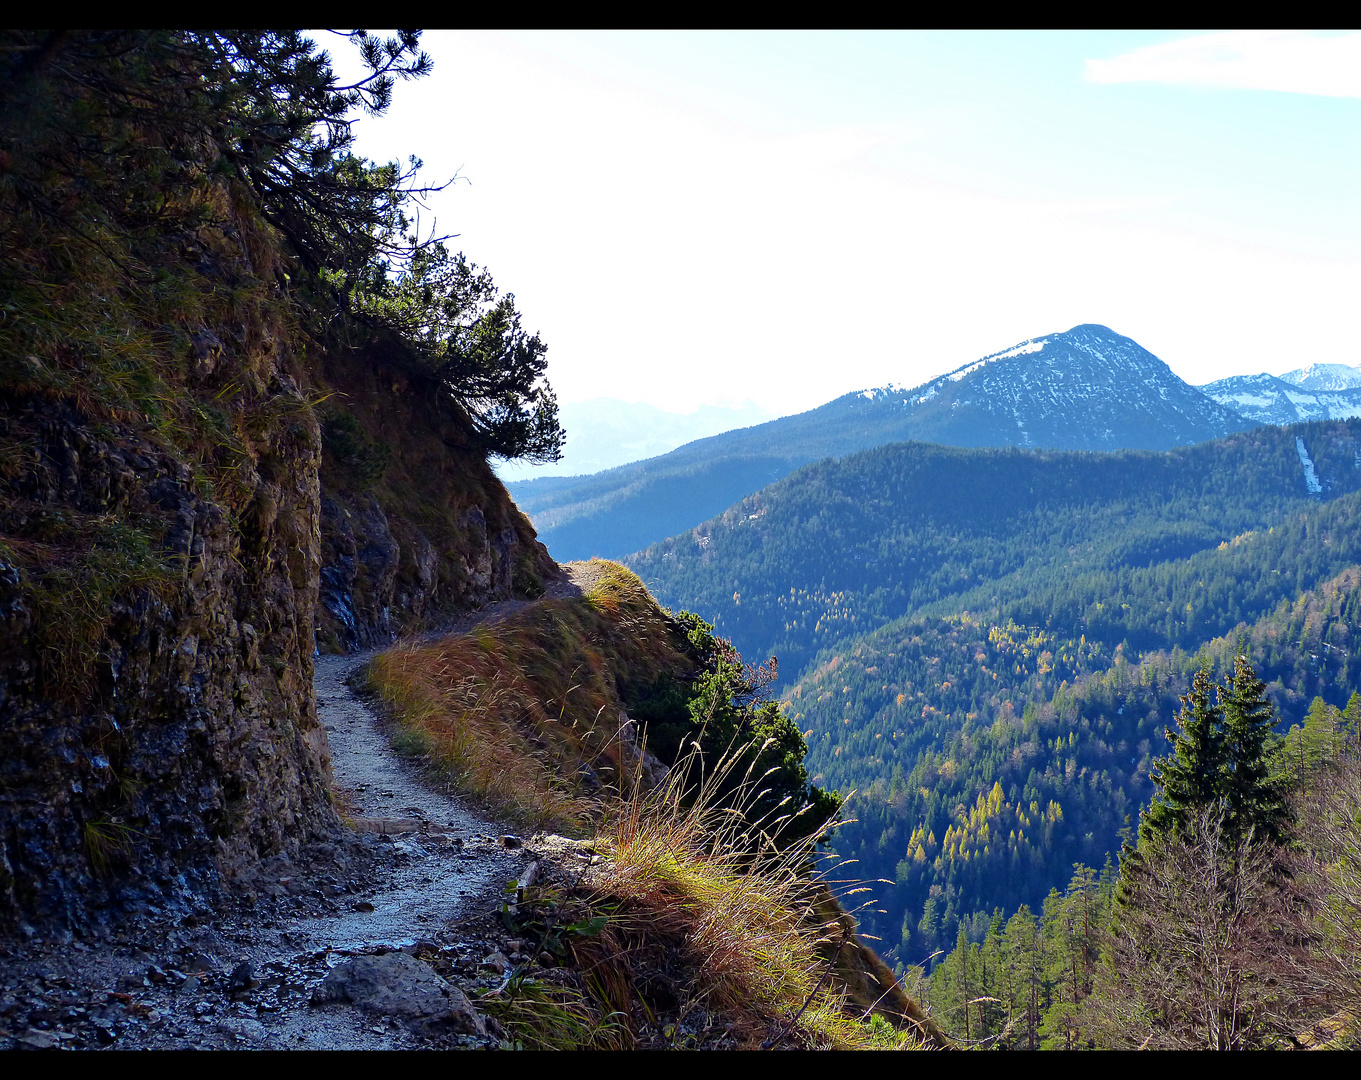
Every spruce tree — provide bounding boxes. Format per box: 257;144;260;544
1342;691;1361;746
1219;654;1288;847
1140;667;1224;844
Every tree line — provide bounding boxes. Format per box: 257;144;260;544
915;651;1361;1048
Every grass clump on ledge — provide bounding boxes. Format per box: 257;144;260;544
362;560;699;833
483;743;934;1050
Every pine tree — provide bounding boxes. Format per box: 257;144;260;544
1341;691;1361;747
1219;654;1288;848
1140;667;1224;845
1299;696;1341;768
1003;905;1042;1050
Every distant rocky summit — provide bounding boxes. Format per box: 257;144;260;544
1201;367;1361;427
515;324;1251;562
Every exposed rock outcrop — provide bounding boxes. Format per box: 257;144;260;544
0;374;333;930
312;339;557;653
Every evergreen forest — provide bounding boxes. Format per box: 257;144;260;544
624;420;1361;1006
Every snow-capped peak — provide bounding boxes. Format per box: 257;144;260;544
1279;362;1361;392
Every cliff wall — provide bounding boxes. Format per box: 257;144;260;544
0;99;552;930
312;338;556;653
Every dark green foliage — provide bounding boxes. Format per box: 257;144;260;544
625;610;840;847
1140;669;1225;845
922;861;1115;1048
342;244;563;463
788;567;1361;967
1219;655;1288;847
1139;655;1286;852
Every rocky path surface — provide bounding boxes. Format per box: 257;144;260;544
0;634;554;1051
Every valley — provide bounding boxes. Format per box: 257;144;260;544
7;27;1361;1052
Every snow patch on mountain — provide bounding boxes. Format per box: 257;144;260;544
1201;372;1361;426
1281;363;1361;392
1296;437;1323;495
946;338;1049;383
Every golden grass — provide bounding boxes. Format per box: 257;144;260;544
363;561;691;833
479;745;927;1050
368;561;934;1049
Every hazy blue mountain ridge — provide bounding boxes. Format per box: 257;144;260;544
1200;371;1361;426
495;398;773;482
627;419;1361;683
512;324;1250;562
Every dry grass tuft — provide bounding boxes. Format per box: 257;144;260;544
493;745;928;1050
363;561;691;832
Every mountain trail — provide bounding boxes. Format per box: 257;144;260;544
0;580;603;1051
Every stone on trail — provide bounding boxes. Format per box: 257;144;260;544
228;961;258;994
311;952;486;1036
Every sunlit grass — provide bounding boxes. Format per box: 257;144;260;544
363;560;690;832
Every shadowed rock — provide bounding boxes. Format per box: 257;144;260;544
312;952;485;1035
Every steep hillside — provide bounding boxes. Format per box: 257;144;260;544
361;560;930;1047
514;325;1248;562
1200;372;1361;426
630;420;1361;681
0;32;554;931
791;567;1361;968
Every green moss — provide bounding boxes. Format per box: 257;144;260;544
8;517;176;699
320;407;390;483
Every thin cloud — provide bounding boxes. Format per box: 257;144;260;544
1086;31;1361;98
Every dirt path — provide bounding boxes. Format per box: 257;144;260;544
0;606;571;1050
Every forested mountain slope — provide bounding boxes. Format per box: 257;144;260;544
792;568;1361;968
630;420;1361;682
624;418;1361;969
512;325;1248;561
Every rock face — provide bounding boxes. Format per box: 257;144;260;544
0;327;557;933
311;342;557;653
0;348;558;931
0;374;334;929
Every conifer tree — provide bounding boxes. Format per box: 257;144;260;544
1003;905;1042;1050
1342;691;1361;746
1219;654;1288;848
1140;667;1224;845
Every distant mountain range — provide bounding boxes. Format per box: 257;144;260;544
627;419;1361;683
494;398;773;482
510;324;1251;562
1281;362;1361;391
1199;367;1361;427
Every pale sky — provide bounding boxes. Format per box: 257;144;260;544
331;31;1361;417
